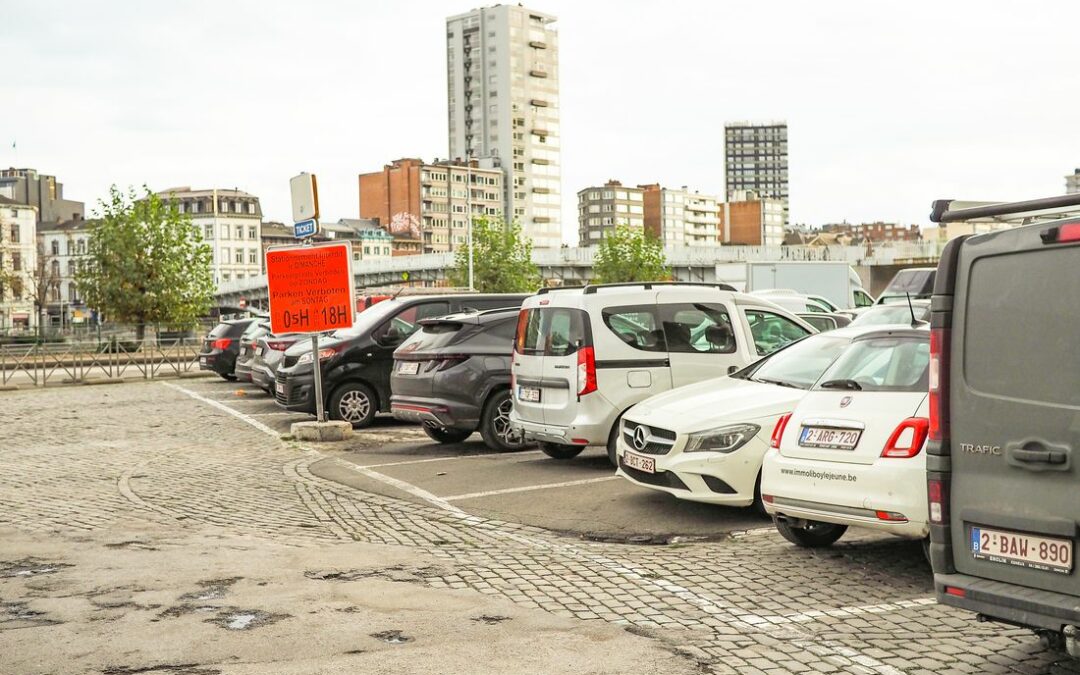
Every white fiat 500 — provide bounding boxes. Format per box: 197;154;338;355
615;324;896;510
761;327;930;548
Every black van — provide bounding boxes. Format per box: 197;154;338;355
927;194;1080;655
274;294;527;427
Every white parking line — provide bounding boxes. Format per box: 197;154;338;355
443;476;618;501
162;382;280;437
359;449;546;469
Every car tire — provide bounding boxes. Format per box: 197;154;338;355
539;442;584;460
774;519;847;548
328;382;378;429
922;537;932;567
219;373;237;382
606;416;623;467
423;425;473;444
752;471;767;516
480;390;527;452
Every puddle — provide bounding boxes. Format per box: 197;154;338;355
0;558;74;578
370;629;412;644
472;615;512;625
178;577;242;601
0;600;59;630
204;608;290;631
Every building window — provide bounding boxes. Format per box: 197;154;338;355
9;224;18;243
235;225;243;239
191;201;200;214
69;284;76;302
68;261;75;276
51;240;59;256
235;250;244;264
247;202;255;215
220;200;229;213
248;226;257;239
204;224;213;240
77;239;85;254
12;252;21;271
248;249;257;264
222;273;231;282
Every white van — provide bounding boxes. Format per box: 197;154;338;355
509;282;816;463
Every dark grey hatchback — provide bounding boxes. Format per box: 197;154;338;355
391;308;526;452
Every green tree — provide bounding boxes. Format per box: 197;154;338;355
76;186;214;340
449;217;541;293
592;224;669;284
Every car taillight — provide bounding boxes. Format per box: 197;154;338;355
265;341;289;351
770;413;792;449
882;417;929;459
1041;221;1080;244
577;345;597;397
929;328;949;442
927;476;948;524
212;338;232;350
514;309;529;354
432;355;468;372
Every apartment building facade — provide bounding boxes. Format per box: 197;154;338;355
0;198;39;331
724;121;789;225
156;187;264;285
820;221;921;243
576;181;644;244
358;158;503;254
720;191;785;246
640;185;722;247
447;4;562;248
1067;168;1079;195
37;216;95;327
0;167;84;225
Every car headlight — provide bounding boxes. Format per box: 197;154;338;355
684;423;761;453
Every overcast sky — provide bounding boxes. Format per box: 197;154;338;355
3;1;1078;242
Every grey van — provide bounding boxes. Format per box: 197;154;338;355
927;194;1080;654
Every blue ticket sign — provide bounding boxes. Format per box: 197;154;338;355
294;218;319;239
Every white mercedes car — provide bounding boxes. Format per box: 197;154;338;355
761;327;930;548
614;324;899;510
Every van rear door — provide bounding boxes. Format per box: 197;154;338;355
949;225;1080;594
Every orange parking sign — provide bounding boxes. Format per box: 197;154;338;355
265;241;355;335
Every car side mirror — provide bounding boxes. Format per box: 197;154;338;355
727;365;738;375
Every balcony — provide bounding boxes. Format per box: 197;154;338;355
528;40;547;49
529;98;549;108
532;187;551;194
531;127;549;136
533;216;552;223
529;69;548;78
531;158;550;166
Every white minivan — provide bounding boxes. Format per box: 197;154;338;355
509;282;816;462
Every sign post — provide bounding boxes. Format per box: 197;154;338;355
265;241;355;423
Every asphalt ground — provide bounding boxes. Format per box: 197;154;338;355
193;375;769;541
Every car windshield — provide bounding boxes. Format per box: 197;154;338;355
330;300;405;339
815;335;929;393
744;335;850;389
851;304;929;326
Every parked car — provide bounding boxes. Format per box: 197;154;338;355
615;324;892;510
509;282;816;463
798;312;852;332
761;327;930;549
849;300;930;327
275;294;529;427
752;289;835;314
928;195;1080;655
874;267;936;305
250;331;309;393
198;318;258;381
234;320;271;383
391;307;525;451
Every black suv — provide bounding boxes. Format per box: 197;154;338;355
274;294;528;427
927;194;1080;655
199;318;258;381
391;308;525;452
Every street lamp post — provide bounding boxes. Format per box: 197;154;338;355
466;151;474;291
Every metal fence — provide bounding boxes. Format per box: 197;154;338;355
0;338;204;387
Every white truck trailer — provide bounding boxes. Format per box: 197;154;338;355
715;261;874;310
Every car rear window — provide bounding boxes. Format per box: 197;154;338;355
209;323;231;338
814;336;929;392
851;304;930;326
515;308;589;356
964;249;1080;406
404;321;467;352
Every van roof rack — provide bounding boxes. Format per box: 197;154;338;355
930;194;1080;223
585;281;737;294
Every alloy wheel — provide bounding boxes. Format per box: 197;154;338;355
338;389;371;422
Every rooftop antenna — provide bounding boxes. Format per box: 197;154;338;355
906;292;919;328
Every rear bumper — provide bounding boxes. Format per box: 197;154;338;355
510;414;610;447
198;351;234;376
250;363;274;390
935;572;1080;632
391;396;480;430
762;452;929;539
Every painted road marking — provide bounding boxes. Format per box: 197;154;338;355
358;450;546;469
443;476;618;502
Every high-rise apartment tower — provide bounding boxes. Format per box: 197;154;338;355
446;5;562;248
724;121;789;225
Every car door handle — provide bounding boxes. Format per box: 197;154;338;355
1011;448;1067;464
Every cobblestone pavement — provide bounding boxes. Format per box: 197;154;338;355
3;379;1079;674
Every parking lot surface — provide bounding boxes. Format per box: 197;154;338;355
3;377;1079;674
